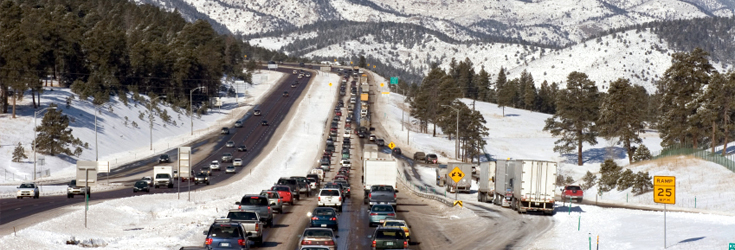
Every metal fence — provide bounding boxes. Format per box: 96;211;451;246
653;144;735;173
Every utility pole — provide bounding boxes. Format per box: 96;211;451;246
190;86;206;136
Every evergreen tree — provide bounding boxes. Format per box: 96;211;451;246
544;72;600;166
581;171;597;190
410;66;446;136
597;78;647;163
657;48;714;148
12;142;26;162
474;67;491;102
495;67;510;116
617;169;635;191
633;144;653;162
358;55;366;68
537;80;556;114
522;73;537;110
632;171;653;194
34;104;84;156
598;159;622;192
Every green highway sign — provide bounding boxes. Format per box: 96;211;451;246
390;77;399;84
729;243;735;250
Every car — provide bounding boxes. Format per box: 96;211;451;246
561;185;584;202
276;178;301;200
270;185;294;205
369;134;376;141
305;73;311;78
253;109;262;116
375;139;385;147
141;176;153;186
298;228;337;250
259;190;284;213
310;169;325;182
194;173;210;185
200;166;212;176
237;145;247;152
233;158;243;167
358;131;366;138
350;97;356;104
345;117;351;123
158;154;170;163
298;74;303;79
261;120;269;126
340;160;351;168
291;83;297;88
317;188;343;212
308;207;339;230
226;210;264;246
299;62;305;67
226;165;236;174
291;176;312;197
16;182;39;199
368;204;397;227
226;141;235;148
371;226;409;249
333;180;351;197
222;153;233;163
413;152;426;162
212;160;222;171
234;121;243;128
283;91;289;97
425;154;438;164
202;218;251;250
361;109;368;117
221;127;230;134
381;219;411;241
307;177;318;190
132;180;150;193
235;195;274;227
392;148;402;155
293;70;298;74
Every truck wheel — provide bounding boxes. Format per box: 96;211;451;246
256;236;263;246
134;190;137;193
67;194;73;198
338;205;343;212
168;184;173;188
194;182;198;185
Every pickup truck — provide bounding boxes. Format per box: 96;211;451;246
17;182;39;199
226;209;264;246
67;180;90;198
259;190;283;213
276;178;301;200
561;185;584;202
413;152;426;162
368;185;397;208
291;176;312;197
236;195;273;227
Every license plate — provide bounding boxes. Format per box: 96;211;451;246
379;219;385;223
535;202;540;206
220;243;230;247
321;224;327;227
386;242;394;246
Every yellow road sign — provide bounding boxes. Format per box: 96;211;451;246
382;92;390;95
329;83;332;87
387;142;395;150
362;74;367;77
449;167;465;183
367;63;370;66
350;61;353;64
653;176;676;204
380;83;384;87
453;200;463;207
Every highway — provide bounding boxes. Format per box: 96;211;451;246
0;67;314;226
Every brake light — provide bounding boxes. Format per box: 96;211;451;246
238;205;241;209
325;240;335;245
404;228;409;232
404;241;408;247
318;197;321;201
312;217;319;220
388;213;395;216
339;197;342;202
394;193;397;198
268;206;271;210
205;238;213;245
301;240;312;245
369;193;372;198
372;240;376;247
331;217;337;221
348;188;350;192
370;213;378;216
238;239;246;246
255;223;259;231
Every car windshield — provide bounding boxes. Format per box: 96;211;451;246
209;225;241;238
277;179;296;185
566;186;582;191
372;186;394;192
260;192;278;198
320;190;340;196
303;229;333;238
227;166;235;169
227;212;258;221
371;205;394;212
196;173;207;177
272;186;290;192
384;221;405;227
134;181;148;187
375;230;405;239
155;174;170;179
240;197;268;206
19;183;34;188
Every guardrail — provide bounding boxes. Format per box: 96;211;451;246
395;168;453;207
653;144;735;173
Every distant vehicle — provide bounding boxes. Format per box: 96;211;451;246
562;185;584;202
226;210;264;246
253;109;262;116
293;70;298;74
361;109;368;117
221;127;230;134
340;159;351;168
413;152;426;162
442;162;472;193
158;154;170;163
350;97;356;104
234;121;243;128
283;91;289;97
132;180;150;193
305;73;311;78
211;160;222;171
226;165;236;174
276;178;301;200
426;154;438;164
200;166;212;176
226;141;235;148
16;182;39;199
233;158;243;167
291;83;297;88
317;188;343;212
310;169;325;182
298;228;337;250
153;166;174;188
371;226;409;249
307;177;318;190
194;173;210;185
368;204;396;227
308;207;339;230
237;144;248;152
235;195;274;226
259;190;284;213
334;180;351;197
376;139;385;147
141;176;153;186
67;180;90;199
369;134;376;141
381;219;411;241
299;62;305;67
298;74;304;79
291;176;312;197
202;218;251;250
261;120;269;126
222;152;232;163
270;185;294;205
392;147;401;155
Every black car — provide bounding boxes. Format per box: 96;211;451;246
203;218;251;250
371;226;408;250
253;109;262;116
133;180;150;193
283;91;289;97
392;147;402;155
237;145;248;152
376;139;385;147
194;173;210;185
261;120;269;126
158;154;170;163
221;127;230;135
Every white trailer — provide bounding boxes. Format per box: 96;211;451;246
153;166;174;188
362;158;398;191
477;161;496;202
494;160;556;214
363;144;379;159
445;162;473;193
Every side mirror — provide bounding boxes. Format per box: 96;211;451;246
235;202;241;205
307;212;312;217
394;189;399;193
203;231;208;235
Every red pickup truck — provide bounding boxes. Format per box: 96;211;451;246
561;185;584;202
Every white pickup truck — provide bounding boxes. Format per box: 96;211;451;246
67;180;90;198
17;182;39;199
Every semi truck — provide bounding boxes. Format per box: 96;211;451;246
443;162;473;193
362;158;398;192
153;166;174;188
476;161;496;202
493;160;557;214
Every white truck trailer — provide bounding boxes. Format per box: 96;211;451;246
444;162;473;193
363;144;379;159
494;160;556;214
153;166;174;188
476;161;496;202
362;158;398;191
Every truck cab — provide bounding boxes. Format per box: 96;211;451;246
67;180;90;198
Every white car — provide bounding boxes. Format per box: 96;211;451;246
350;97;356;104
361;109;368;117
210;160;220;171
310;168;325;181
17;182;39;199
317;188;343;211
141;176;153;186
233;158;242;167
344;130;351;137
340;160;351;168
225;166;236;174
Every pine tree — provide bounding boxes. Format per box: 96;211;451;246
12;142;26;162
633;144;653;162
523;76;537;110
537;80;556;114
359;55;366;68
617;169;635;191
581;171;597;190
474;67;491;102
495;68;509;116
657;48;714;148
34;104;84;156
632;171;653;194
598;159;622;192
544;72;600;166
597;78;647;163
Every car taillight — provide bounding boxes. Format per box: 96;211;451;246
347;188;350;192
394;194;397;198
330;217;337;221
255;223;259;231
238;239;246;246
268;206;271;210
404;228;409;233
205;238;213;245
301;240;311;245
369;193;372;198
372;240;376;247
325;240;335;245
238;205;241;209
278;199;282;203
388;213;395;216
318;197;321;201
339;197;342;202
404;241;408;247
312;217;319;220
370;213;378;216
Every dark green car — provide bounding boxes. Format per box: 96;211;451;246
371;226;408;249
133;180;150;193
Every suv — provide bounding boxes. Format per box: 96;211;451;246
67;180;90;199
158;154;170;163
235;195;274;227
259;190;283;213
371;226;409;249
202;218;250;250
276;178;301;200
222;152;233;163
221;127;230;134
291;176;312;197
317;188;343;212
561;185;584;202
413;152;426;162
194;173;210;185
426;154;438;164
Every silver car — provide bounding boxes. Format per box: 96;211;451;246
259;190;284;213
226;165;236;174
226;141;235;148
233;158;243;167
298;228;337;250
210;160;221;171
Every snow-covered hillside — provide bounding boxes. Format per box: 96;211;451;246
0;71;284;185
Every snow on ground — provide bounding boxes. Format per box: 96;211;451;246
0;70;283;187
0;72;339;249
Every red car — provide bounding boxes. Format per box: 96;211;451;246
561;185;584;202
271;185;294;205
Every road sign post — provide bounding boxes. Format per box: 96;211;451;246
654;176;675;249
390;77;399;84
449;167;465;204
76;161;98;228
387;142;395;150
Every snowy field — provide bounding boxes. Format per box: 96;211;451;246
0;70;283;187
0;72;340;249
